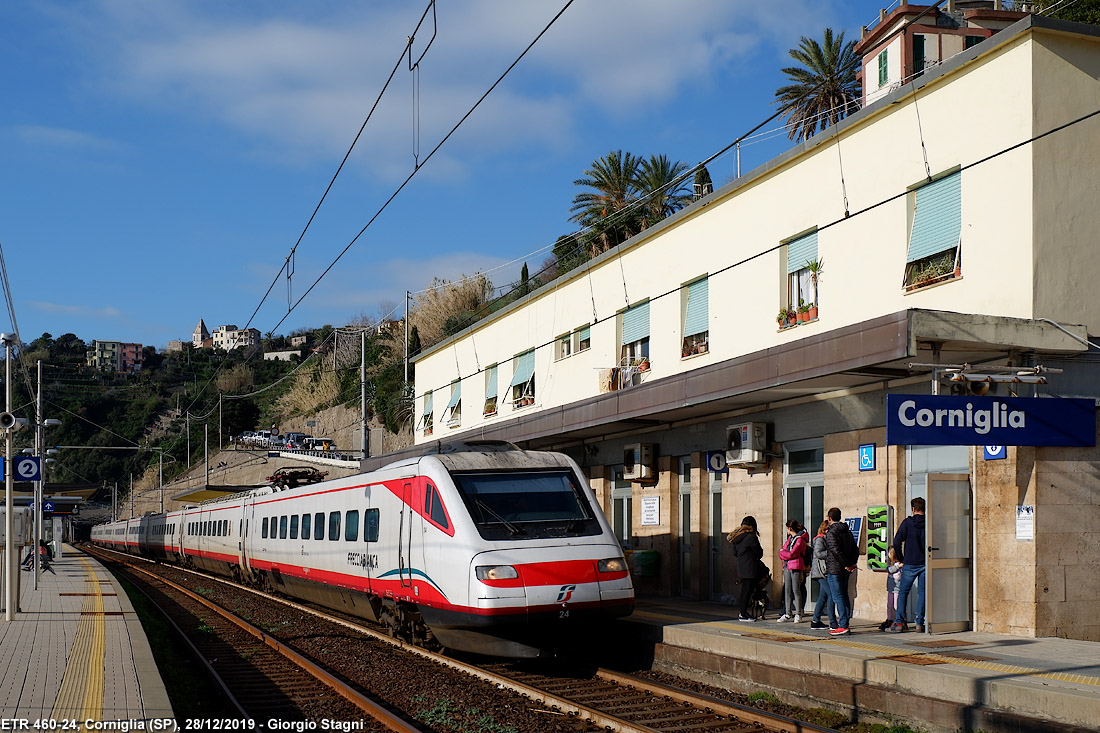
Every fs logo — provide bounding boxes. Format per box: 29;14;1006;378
556;584;577;603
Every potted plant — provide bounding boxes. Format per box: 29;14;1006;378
786;309;797;326
638;357;650;372
805;257;823;316
797;299;810;322
777;308;789;328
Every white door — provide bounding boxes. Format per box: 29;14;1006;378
926;473;972;633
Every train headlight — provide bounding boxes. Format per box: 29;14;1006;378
476;565;519;581
598;557;627;573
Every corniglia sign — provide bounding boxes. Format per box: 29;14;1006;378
885;394;1096;447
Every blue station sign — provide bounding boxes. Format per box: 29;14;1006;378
886;394;1095;447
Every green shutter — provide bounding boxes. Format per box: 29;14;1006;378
878;49;888;87
421;391;433;416
444;381;461;410
683;278;709;338
485;365;498;399
906;171;962;263
621;302;650;345
508;350;535;388
786;231;818;274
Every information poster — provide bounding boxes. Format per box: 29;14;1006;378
843;517;863;553
1016;505;1035;542
640;496;660;526
866;505;892;571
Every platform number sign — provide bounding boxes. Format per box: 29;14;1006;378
706;450;728;474
14;456;41;482
984;445;1006;460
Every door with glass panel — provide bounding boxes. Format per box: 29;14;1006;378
709;471;723;599
612;470;633;550
677;457;692;595
926;473;971;633
784;440;824;602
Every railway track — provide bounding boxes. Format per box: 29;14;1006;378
89;546;839;733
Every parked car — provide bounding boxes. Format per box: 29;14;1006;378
284;432;310;449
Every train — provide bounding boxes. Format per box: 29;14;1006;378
90;441;634;657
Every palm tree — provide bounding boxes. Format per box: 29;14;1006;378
569;150;643;254
636;154;692;229
774;28;861;142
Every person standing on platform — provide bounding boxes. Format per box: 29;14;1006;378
777;519;809;623
824;507;858;636
809;520;834;630
728;516;764;622
888;497;927;633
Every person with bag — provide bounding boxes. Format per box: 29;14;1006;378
777;519;809;623
808;520;834;630
727;515;765;622
888;497;926;633
824;507;859;636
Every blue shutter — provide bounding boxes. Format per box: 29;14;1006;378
577;325;590;343
508;350;535;388
907;171;962;263
444;381;461;410
621;302;650;345
485;365;498;399
683;278;709;338
787;231;818;274
421;391;433;416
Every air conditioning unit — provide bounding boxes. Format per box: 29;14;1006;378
623;442;655;481
726;422;767;465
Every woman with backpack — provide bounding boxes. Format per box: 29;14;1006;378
728;516;765;622
777;519;809;623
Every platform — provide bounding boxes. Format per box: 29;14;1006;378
618;598;1100;732
0;545;174;722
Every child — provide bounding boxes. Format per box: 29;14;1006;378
878;547;904;631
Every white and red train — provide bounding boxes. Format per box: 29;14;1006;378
91;441;633;657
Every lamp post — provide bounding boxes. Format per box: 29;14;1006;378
33;359;61;588
2;333;19;620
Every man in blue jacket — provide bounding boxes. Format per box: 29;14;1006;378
888;497;926;633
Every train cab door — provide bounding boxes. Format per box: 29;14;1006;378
239;497;252;575
398;481;414;588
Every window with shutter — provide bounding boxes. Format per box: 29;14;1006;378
904;171;962;289
682;277;709;357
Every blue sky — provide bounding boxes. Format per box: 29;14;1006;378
0;0;887;349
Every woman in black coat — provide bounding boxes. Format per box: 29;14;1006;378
728;515;764;621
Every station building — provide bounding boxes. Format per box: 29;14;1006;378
403;14;1100;642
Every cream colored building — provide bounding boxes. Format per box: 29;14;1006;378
393;16;1100;641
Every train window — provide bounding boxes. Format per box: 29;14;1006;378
301;514;311;539
425;484;449;530
365;508;379;543
262;517;269;538
223;520;228;536
314;512;324;540
279;516;288;539
328;512;341;541
289;515;299;540
453;469;599;541
344;510;359;541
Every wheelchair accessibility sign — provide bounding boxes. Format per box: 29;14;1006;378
858;444;876;472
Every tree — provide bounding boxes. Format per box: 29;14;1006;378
569;150;644;254
636;154;692;228
1024;0;1100;24
774;28;861;142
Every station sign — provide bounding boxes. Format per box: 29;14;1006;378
886;394;1095;447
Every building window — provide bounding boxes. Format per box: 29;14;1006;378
965;35;983;49
681;277;709;358
904;170;962;289
878;48;888;87
620;301;650;369
612;469;633;549
913;34;925;76
509;350;535;407
484;364;498;417
784;230;819;321
576;325;591;352
442;380;461;427
555;333;572;360
418;390;434;435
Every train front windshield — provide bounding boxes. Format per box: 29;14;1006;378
452;470;602;540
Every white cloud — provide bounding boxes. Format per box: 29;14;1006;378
12;125;123;152
30;301;122;318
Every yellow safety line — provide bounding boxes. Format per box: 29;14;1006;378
50;557;106;727
633;608;1100;688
